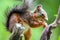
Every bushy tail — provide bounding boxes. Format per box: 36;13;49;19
6;0;33;31
7;0;33;15
23;0;33;9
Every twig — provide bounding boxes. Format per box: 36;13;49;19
9;23;25;40
40;6;60;40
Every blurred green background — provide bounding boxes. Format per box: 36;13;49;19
0;0;60;40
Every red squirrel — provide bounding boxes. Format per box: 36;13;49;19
6;0;48;40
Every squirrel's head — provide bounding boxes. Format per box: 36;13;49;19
34;4;48;21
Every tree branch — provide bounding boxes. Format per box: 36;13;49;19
40;6;60;40
9;23;25;40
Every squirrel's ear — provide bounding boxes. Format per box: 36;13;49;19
37;4;42;8
36;6;40;11
36;4;42;11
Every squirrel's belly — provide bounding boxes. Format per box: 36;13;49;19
22;22;31;33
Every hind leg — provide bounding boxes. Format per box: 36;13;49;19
24;28;32;40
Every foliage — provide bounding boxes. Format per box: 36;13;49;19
0;0;60;40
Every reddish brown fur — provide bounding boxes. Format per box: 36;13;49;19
6;0;47;40
8;12;47;40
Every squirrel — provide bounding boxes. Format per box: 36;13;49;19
6;0;48;40
29;5;48;28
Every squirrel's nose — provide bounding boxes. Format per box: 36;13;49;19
40;14;48;20
44;14;48;20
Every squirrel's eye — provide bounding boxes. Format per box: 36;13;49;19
41;14;44;16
